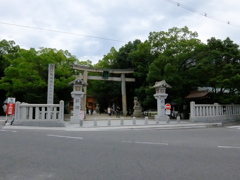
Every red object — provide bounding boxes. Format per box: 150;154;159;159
165;103;171;110
6;103;15;115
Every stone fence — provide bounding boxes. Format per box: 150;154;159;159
190;101;240;122
13;101;65;126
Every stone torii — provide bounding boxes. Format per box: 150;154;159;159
71;65;135;116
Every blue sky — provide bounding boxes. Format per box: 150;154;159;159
1;0;239;64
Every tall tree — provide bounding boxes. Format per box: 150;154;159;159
195;37;240;103
0;47;78;104
147;26;204;110
130;40;155;108
0;40;20;114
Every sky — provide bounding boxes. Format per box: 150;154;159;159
1;0;240;64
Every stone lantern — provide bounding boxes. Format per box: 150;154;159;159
69;74;87;124
152;80;171;121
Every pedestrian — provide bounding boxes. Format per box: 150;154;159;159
116;106;120;118
107;106;111;116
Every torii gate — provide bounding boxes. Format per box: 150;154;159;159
72;65;135;116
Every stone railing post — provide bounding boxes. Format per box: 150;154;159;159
59;100;64;121
108;118;111;126
20;103;28;120
214;103;219;116
190;101;195;118
121;117;124;126
132;117;136;125
145;116;148;125
14;101;21;122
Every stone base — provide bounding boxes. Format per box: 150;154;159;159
190;115;240;123
133;110;143;117
155;115;169;121
70;116;80;124
12;120;65;127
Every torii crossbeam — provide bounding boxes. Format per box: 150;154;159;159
71;65;135;116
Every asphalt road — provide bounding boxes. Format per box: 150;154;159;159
1;125;240;180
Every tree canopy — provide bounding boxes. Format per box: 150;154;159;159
0;45;78;104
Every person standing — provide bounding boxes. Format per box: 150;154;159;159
116;106;120;118
107;106;111;116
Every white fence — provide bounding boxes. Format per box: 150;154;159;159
190;101;240;122
14;101;64;122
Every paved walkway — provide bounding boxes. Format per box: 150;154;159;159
1;114;224;131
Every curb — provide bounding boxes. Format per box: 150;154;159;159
2;122;223;131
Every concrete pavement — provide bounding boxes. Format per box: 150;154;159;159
1;113;224;131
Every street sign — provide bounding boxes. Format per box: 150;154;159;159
7;97;16;104
165;103;171;110
79;110;85;120
165;109;171;115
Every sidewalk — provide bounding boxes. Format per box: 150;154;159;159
1;114;224;131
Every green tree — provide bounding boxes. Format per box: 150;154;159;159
0;40;20;114
130;40;155;108
195;37;240;103
95;47;117;69
93;41;142;111
0;47;78;104
147;26;204;110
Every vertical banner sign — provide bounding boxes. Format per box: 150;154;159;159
47;64;55;104
6;103;15;115
6;98;16;115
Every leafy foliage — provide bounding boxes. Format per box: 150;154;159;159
0;46;77;103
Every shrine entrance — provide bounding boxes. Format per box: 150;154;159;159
71;65;135;116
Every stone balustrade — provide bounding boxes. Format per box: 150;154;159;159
190;101;240;122
12;101;65;126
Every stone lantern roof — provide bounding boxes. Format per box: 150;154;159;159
68;74;87;86
152;80;172;89
73;78;87;86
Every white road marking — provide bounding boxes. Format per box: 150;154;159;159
227;126;240;128
218;146;240;149
0;130;17;132
122;140;168;145
47;134;83;139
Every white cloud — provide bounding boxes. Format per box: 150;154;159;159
1;0;240;64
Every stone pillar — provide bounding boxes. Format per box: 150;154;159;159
154;93;168;121
14;101;20;122
190;101;195;117
47;64;55;104
70;92;84;123
59;100;64;121
121;73;127;116
152;80;171;121
214;103;219;116
70;76;87;124
83;70;88;114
